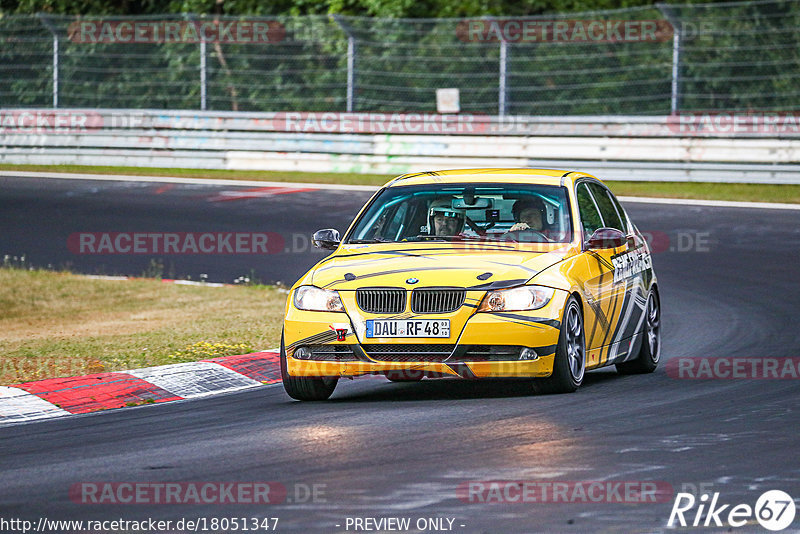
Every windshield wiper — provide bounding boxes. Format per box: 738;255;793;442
348;238;391;244
409;235;453;241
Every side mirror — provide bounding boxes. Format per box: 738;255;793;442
312;228;341;250
586;227;626;250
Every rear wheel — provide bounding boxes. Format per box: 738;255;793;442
280;332;338;401
616;289;661;375
533;296;585;394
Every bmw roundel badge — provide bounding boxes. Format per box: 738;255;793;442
406;277;419;285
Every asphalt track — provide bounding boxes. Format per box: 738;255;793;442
1;175;799;533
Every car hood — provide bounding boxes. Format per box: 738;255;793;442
310;242;572;290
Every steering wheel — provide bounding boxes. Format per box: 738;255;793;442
501;229;552;243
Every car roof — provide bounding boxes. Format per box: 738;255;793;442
385;168;601;188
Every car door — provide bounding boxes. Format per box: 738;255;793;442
574;181;629;367
603;187;653;360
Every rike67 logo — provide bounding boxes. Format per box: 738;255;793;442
669;490;796;531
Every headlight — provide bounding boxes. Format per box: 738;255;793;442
478;285;555;312
293;285;345;312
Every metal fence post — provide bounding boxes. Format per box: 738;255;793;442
52;35;59;108
346;36;356;113
669;29;682;114
37;14;59;108
187;14;209;111
499;39;509;117
200;40;207;111
657;3;681;114
333;15;357;113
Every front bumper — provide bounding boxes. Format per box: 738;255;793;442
283;289;567;379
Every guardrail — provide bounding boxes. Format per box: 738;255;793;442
2;109;799;184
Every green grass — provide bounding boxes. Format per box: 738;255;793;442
2;163;799;203
608;181;800;204
0;267;286;384
0;164;393;187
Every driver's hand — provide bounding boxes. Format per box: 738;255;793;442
509;222;530;231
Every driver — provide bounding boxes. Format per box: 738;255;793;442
509;198;546;233
428;199;465;236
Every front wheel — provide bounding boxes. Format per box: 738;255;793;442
280;332;338;401
616;289;661;375
533;296;585;394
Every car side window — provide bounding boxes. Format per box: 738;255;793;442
606;189;631;233
576;183;604;238
587;183;625;232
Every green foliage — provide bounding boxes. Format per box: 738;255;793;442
1;0;691;16
1;1;798;114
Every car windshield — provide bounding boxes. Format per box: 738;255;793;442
347;183;573;244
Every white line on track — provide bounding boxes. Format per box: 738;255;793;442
3;170;800;210
0;170;379;191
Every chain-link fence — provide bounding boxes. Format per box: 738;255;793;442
1;0;799;114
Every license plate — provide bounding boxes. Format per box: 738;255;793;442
366;319;450;338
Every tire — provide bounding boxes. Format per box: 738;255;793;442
533;296;585;394
280;332;338;401
385;370;424;382
616;289;661;375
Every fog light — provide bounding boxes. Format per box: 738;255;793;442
520;348;539;361
294;347;312;360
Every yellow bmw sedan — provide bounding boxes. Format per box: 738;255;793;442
281;168;660;400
